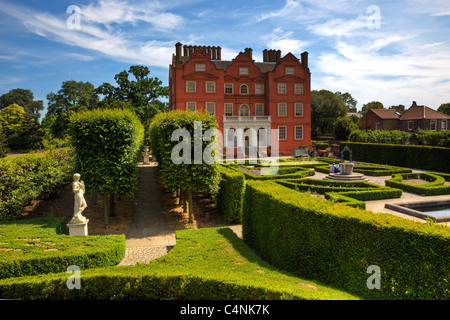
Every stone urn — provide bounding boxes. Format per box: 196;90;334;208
340;162;354;175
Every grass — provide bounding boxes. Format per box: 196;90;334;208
0;226;360;300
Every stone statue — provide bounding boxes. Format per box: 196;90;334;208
71;173;87;224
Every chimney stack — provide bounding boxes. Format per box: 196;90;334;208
175;42;182;62
244;48;253;59
301;51;309;69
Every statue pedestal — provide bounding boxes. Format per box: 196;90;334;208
67;219;89;236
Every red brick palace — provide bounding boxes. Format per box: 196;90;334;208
168;42;311;156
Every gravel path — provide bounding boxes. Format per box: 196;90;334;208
117;163;176;266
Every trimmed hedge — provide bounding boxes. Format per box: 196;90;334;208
339;142;450;173
230;165;315;180
276;178;402;209
0;217;126;279
0;227;358;300
385;173;450;196
0;148;74;221
216;166;245;223
242;180;450;300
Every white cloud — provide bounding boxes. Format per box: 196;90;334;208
263;28;309;55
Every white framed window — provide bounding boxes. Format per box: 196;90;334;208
255;83;264;94
206;81;215;93
224;83;233;94
206;102;215;115
240;84;248;94
430;119;437;131
294;103;303;117
278;103;287;117
239;67;248;75
239;104;250;116
408;121;414;131
195;64;206;72
227;128;236;146
278;126;287;140
255;103;264;116
225;103;233;116
186;81;196;92
294;84;303;94
442;120;447;131
286;67;295;75
186;102;196;111
278;83;286;94
295;126;304;140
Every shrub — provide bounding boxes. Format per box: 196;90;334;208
348;129;411;144
149;111;220;222
385;173;450;196
216;166;245;223
69;108;144;229
242;180;450;300
339;142;450;173
0;124;9;158
0;148;74;220
0;217;125;279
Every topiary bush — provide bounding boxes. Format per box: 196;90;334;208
242;180;450;300
69;108;144;229
216;166;245;223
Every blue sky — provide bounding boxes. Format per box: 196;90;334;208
1;0;449;119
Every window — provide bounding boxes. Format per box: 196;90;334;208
227;128;235;146
408;121;414;131
430;119;437;131
278;83;286;94
240;84;248;94
255;103;264;116
225;103;233;116
195;64;205;72
295;126;304;140
239;104;250;116
278;126;286;140
239;67;248;75
186;81;196;92
255;83;264;94
206;81;215;93
442;120;447;131
294;103;303;117
286;67;295;75
224;83;233;94
278;103;287;117
206;102;215;115
294;84;303;94
186;102;196;111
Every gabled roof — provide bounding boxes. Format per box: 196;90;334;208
400;102;450;120
369;108;401;119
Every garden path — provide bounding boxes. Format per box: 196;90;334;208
117;163;176;266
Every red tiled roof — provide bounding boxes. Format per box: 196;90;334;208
400;104;450;120
370;108;401;119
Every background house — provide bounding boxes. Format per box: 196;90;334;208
360;101;449;132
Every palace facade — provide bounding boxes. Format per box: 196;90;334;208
168;42;311;156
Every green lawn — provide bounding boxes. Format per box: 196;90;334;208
0;226;360;300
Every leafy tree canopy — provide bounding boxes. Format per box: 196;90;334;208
95;65;169;126
437;102;450;115
0;88;44;120
311;90;347;136
335;91;358;110
361;101;384;114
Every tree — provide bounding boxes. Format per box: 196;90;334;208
437;102;450;115
361;101;384;114
69;108;144;229
0;88;44;121
96;65;169;128
0;104;43;151
311;90;347;136
46;80;99;138
333;116;359;141
335;91;358;110
0;123;9;157
389;104;405;114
